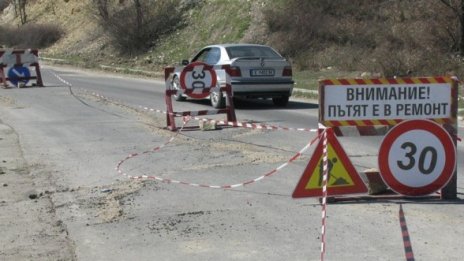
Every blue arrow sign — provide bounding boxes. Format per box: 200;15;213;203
8;66;30;86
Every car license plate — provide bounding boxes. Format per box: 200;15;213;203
250;69;275;77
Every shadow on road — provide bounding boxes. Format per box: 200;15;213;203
187;98;319;110
328;194;464;205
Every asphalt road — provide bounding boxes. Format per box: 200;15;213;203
0;65;463;261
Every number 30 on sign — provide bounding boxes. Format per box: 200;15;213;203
378;120;456;196
179;62;217;99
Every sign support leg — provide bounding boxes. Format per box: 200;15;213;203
35;64;44;87
164;67;177;131
224;84;236;122
0;67;7;88
441;172;457;199
165;90;176;131
441;123;458;199
440;78;458;200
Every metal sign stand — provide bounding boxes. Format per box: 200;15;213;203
0;49;43;87
164;66;236;131
318;76;458;200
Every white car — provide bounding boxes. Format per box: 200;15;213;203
171;44;294;108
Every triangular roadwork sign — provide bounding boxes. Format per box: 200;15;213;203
292;128;368;198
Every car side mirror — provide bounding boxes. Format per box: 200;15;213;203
181;59;189;65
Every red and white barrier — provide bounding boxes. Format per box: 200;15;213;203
0;49;44;88
164;63;237;130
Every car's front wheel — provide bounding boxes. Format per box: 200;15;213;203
171;76;186;101
210;89;225;108
272;96;289;107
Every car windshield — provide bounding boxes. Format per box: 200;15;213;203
225;46;282;59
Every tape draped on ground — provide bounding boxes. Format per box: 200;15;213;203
49;71;325;188
399;204;415;261
116;130;321;189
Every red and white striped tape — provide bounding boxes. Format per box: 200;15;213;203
140;104;317;132
49;70;73;87
49;72;327;188
116;132;321;189
72;88;323;187
86;91;318;132
55;81;313;132
197;118;316;132
320;128;329;261
139;105;228;118
84;91;389;147
50;70;318;132
399;204;415;261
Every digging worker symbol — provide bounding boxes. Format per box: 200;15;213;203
318;157;349;187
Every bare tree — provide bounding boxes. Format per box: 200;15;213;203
94;0;185;55
133;0;143;29
439;0;464;55
13;0;27;25
93;0;110;20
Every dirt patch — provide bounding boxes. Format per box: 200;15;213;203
0;95;16;107
50;180;150;226
72;87;294;167
147;210;213;238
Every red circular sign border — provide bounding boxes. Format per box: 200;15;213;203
179;62;217;99
378;119;456;196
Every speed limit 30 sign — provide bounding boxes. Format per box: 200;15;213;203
378;120;456;196
179;62;217;99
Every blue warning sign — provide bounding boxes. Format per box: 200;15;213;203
8;66;30;86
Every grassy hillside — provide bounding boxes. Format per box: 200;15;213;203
0;0;257;70
1;0;464;95
147;0;253;66
0;0;353;90
1;0;109;64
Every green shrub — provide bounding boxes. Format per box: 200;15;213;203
97;0;186;56
263;0;463;77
